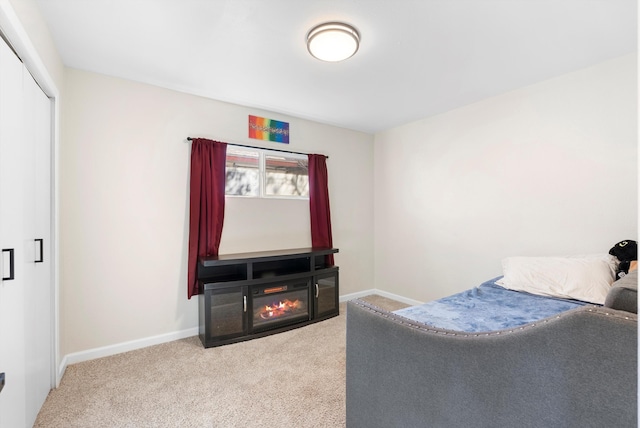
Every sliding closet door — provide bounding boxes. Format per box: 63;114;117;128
0;36;27;428
24;67;52;427
0;35;53;427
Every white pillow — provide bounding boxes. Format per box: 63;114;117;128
496;254;618;305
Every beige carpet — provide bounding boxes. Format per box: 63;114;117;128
35;295;408;428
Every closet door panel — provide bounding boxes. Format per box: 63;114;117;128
24;68;52;426
0;36;27;428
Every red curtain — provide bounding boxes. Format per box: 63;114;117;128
308;154;334;266
187;139;227;299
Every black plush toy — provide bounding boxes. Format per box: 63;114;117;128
609;240;637;279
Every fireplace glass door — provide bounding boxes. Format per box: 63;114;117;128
314;268;339;319
251;280;311;331
207;286;247;340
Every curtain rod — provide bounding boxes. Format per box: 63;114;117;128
186;137;327;159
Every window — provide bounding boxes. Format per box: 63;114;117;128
225;145;309;198
225;147;260;196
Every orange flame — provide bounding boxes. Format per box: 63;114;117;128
259;299;302;319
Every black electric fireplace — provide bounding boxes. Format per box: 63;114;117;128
198;247;339;348
252;281;310;331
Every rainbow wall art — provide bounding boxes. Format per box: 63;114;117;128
248;115;290;144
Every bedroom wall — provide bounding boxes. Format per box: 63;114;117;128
373;54;638;303
60;68;374;356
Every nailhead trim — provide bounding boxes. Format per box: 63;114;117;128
350;299;636;338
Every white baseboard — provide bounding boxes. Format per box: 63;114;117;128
57;327;199;383
56;290;421;384
339;289;376;301
339;289;423;307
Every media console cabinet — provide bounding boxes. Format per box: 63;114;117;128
197;247;339;348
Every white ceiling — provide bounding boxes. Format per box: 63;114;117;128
34;0;636;134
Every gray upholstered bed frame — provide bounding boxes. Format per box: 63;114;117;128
346;272;638;428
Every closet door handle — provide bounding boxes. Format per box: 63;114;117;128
243;296;247;313
315;283;319;299
35;239;44;263
2;249;15;281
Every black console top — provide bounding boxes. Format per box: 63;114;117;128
199;247;338;267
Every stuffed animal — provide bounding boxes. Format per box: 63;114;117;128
609;240;638;279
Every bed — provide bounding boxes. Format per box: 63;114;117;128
345;254;638;428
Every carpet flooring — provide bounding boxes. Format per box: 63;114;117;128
35;295;408;428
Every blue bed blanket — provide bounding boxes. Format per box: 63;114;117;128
393;277;591;333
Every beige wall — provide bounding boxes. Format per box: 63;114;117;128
373;54;638;303
60;68;374;355
7;0;637;363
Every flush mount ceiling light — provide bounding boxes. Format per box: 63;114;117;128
307;22;360;62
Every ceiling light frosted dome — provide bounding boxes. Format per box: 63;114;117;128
307;22;360;62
